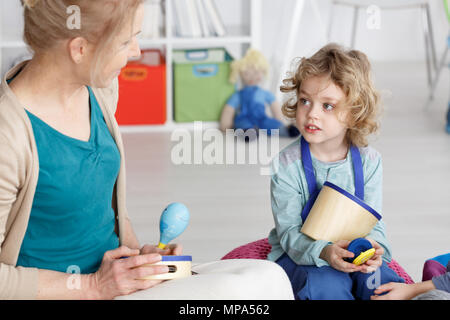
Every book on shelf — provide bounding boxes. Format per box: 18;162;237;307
142;0;164;39
202;0;226;37
194;0;211;37
173;0;192;37
186;0;202;37
172;0;227;38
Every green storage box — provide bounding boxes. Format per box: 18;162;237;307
172;48;227;64
173;48;235;122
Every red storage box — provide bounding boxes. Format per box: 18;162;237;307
116;49;166;125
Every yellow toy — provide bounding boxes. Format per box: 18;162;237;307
345;238;376;266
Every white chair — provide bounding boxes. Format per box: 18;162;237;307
328;0;439;91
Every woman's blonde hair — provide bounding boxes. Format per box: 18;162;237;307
229;48;270;84
21;0;143;83
281;43;381;147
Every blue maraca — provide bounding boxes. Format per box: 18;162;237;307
157;202;190;249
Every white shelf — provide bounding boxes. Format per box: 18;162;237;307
140;35;252;47
119;121;219;133
0;33;252;49
156;0;260;130
139;25;252;47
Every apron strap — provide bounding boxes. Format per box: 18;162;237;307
300;137;365;222
300;136;319;222
300;136;317;197
350;145;364;201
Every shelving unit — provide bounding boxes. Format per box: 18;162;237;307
0;0;262;131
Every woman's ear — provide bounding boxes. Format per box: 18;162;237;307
68;37;89;64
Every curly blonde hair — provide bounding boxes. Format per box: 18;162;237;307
281;43;381;147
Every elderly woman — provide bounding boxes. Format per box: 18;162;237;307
0;0;292;300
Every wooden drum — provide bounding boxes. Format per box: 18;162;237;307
300;181;381;242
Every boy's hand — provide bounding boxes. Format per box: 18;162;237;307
359;238;384;273
320;240;364;273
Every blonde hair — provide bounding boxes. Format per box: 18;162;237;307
281;43;381;147
229;48;270;84
21;0;143;83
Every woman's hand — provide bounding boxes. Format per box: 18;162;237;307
320;240;364;273
89;246;169;299
140;243;183;256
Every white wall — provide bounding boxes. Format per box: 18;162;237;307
3;0;448;58
260;0;448;62
213;0;448;95
256;0;447;95
1;0;448;75
1;0;23;37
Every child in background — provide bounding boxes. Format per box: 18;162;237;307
372;254;450;300
371;268;450;300
266;43;404;300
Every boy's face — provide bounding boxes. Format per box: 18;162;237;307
296;75;349;148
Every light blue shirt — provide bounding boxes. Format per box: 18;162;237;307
267;137;392;267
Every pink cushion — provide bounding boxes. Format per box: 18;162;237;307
221;238;414;284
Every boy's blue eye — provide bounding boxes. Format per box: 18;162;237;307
323;103;334;111
300;98;311;106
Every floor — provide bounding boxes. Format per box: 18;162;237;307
121;61;449;283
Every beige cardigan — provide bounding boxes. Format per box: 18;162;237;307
0;61;131;299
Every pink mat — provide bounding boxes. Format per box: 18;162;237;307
221;238;414;284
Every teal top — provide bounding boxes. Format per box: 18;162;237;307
16;86;120;274
267;137;392;267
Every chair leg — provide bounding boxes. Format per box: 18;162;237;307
327;1;335;43
311;0;328;43
427;45;448;102
425;3;438;73
350;5;359;48
421;4;433;91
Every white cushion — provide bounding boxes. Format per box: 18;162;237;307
115;259;294;300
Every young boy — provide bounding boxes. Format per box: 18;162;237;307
267;43;405;300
